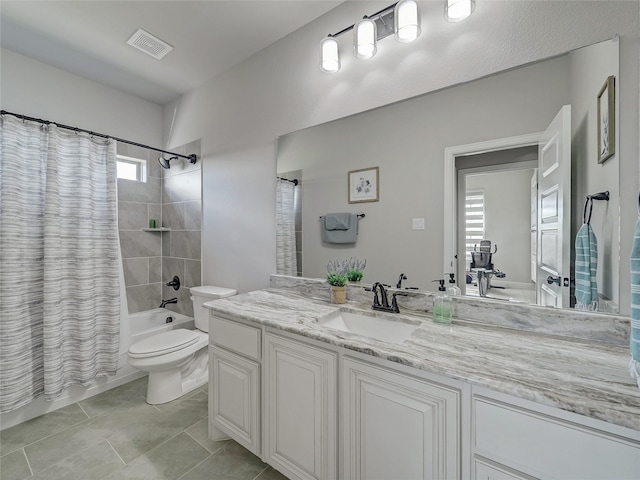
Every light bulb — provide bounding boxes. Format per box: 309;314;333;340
320;37;340;73
354;18;377;60
445;0;476;22
395;0;421;43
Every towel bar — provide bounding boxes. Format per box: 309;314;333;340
319;214;365;219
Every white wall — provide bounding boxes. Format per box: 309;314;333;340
164;1;638;303
1;49;163;147
466;169;534;284
570;39;621;305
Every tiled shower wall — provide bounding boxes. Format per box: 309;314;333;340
160;140;202;317
117;140;201;317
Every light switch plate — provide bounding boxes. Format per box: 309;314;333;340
412;218;425;230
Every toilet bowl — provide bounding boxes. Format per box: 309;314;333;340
127;285;237;404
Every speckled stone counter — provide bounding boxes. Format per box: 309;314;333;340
205;286;640;432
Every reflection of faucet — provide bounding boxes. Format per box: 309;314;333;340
396;273;408;289
159;297;178;308
371;282;400;313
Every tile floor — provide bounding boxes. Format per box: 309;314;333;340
0;377;287;480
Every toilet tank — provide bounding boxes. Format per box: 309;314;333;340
190;286;237;332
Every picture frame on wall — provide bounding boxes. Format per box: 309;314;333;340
348;167;379;203
597;75;615;164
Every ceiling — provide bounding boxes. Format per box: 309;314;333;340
0;0;344;105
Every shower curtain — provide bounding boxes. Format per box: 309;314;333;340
0;115;121;413
276;179;298;276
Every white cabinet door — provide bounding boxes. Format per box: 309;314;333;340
264;333;337;480
210;346;260;455
342;357;460;480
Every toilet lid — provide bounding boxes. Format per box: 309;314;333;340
128;329;199;358
190;285;237;298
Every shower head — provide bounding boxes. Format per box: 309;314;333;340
158;156;178;169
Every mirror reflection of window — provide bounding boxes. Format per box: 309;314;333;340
465;191;485;269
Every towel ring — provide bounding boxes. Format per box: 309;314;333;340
583;196;594;225
583;191;610;225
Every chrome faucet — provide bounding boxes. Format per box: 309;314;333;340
159;297;178;308
371;282;400;313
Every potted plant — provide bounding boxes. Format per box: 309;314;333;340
326;259;348;304
345;256;366;283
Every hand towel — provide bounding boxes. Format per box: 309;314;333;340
323;213;351;231
629;217;640;389
574;223;598;311
321;213;358;244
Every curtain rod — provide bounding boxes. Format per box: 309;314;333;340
1;110;197;163
277;176;298;186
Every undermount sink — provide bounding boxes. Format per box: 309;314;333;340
317;310;419;344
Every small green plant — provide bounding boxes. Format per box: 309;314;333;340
346;270;363;282
345;256;366;282
326;259;348;287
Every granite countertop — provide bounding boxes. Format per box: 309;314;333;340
205;288;640;432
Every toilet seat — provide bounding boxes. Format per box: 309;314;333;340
128;329;199;358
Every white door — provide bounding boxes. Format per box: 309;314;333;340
536;105;571;307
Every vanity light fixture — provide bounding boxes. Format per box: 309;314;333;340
444;0;476;22
320;0;422;73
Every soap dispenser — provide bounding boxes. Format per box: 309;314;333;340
433;279;452;325
447;273;461;297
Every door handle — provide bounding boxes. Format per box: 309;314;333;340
546;275;561;286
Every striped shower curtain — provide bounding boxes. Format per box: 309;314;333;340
276;179;298;276
0;115;121;413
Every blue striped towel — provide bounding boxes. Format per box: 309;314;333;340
629;217;640;389
574;223;598;311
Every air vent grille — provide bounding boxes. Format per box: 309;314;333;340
127;28;173;60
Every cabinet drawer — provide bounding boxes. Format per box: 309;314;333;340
210;315;261;360
474;396;640;479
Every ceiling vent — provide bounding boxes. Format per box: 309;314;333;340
126;28;173;60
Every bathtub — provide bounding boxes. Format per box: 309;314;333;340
128;308;195;347
1;308;196;430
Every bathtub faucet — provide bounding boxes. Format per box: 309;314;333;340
159;297;178;308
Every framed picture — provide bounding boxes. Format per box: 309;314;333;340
348;166;379;203
597;75;615;164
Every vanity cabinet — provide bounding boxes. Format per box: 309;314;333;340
263;333;337;480
209;314;262;456
472;389;640;479
342;357;461;480
209;308;640;480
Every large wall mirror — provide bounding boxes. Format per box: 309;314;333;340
277;38;621;315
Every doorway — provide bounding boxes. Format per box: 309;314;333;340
456;148;537;302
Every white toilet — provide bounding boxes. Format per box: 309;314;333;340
128;285;237;404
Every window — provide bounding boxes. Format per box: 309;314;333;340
117;154;147;182
465;190;485;266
